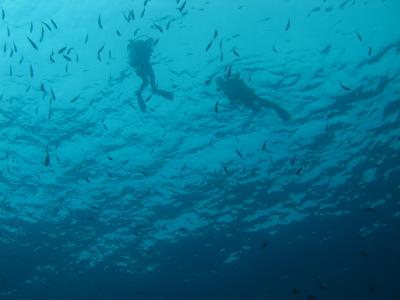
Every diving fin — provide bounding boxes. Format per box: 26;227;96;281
153;89;174;101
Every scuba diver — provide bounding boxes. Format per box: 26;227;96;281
127;38;174;112
215;73;292;121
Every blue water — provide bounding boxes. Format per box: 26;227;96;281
1;0;400;299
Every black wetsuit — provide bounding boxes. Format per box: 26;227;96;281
216;75;292;121
128;39;173;112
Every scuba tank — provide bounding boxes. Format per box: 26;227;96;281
127;36;154;62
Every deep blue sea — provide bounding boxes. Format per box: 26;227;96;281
1;0;400;299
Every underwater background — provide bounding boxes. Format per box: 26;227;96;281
1;0;400;299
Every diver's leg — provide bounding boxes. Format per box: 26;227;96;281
272;104;292;121
258;97;292;121
149;67;174;101
136;91;147;112
136;77;149;112
148;67;156;89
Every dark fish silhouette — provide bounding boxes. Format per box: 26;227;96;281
51;88;56;101
26;36;38;50
216;75;291;121
214;101;219;113
296;167;303;175
180;163;186;176
39;26;44;42
178;0;187;13
290;155;296;166
98;15;103;29
205;40;213;51
364;207;376;213
321;44;331;55
58;46;67;54
306;294;316;300
319;283;327;290
356;31;362;42
42;21;52;31
97;45;105;61
70;96;79;103
44;148;50;166
222;164;229;175
123;11;130;22
261;241;269;249
262;140;267;151
340;81;351;91
153;23;163;33
286;18;291;31
50;19;58;29
292;287;300;295
235;148;244;159
368;283;376;294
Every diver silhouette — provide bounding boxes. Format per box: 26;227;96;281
127;38;173;112
216;73;292;121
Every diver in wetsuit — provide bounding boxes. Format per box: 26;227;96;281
127;38;173;112
216;73;292;121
